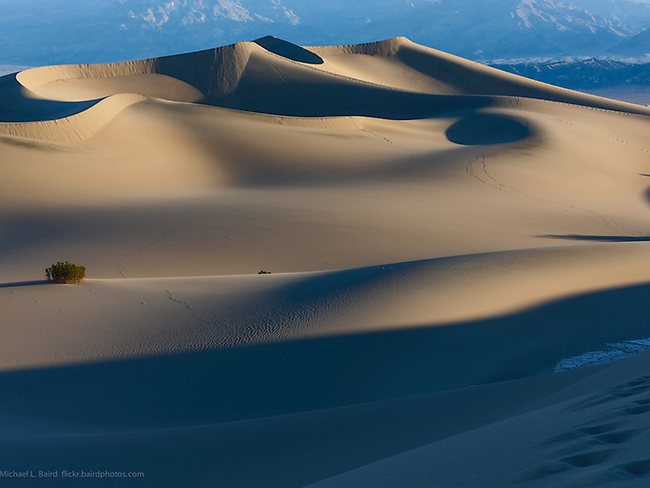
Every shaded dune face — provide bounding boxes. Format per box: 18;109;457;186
255;36;325;65
446;113;531;145
0;73;100;123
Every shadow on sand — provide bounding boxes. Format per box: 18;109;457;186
0;73;99;123
2;281;650;486
255;36;324;65
446;113;530;145
3;281;650;426
0;280;50;289
539;234;650;242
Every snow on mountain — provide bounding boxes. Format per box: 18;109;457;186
512;0;627;36
492;56;650;89
0;0;648;65
124;0;301;29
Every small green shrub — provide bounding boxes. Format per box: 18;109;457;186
45;261;86;284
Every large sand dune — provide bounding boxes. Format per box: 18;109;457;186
1;36;650;487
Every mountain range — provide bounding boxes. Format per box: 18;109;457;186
1;0;649;66
492;57;650;88
611;27;650;55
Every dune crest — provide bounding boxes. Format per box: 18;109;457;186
2;36;647;126
15;41;255;103
0;93;146;143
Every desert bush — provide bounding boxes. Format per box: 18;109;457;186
45;261;86;284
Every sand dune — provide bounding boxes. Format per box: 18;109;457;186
1;36;650;487
308;351;650;488
0;93;146;143
4;36;649;124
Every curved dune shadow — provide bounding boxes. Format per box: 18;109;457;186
0;73;100;123
0;280;49;289
446;113;530;145
540;235;650;242
254;36;324;65
3;280;650;486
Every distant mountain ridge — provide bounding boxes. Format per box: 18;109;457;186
123;0;302;28
119;0;646;59
610;28;650;56
492;57;650;90
568;0;650;32
1;0;649;65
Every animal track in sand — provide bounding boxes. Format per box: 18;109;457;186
594;429;644;445
560;449;620;468
360;127;393;144
569;376;650;413
464;154;635;234
610;459;650;478
516;375;650;485
622;404;650;416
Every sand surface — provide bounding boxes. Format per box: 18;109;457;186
1;36;650;486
